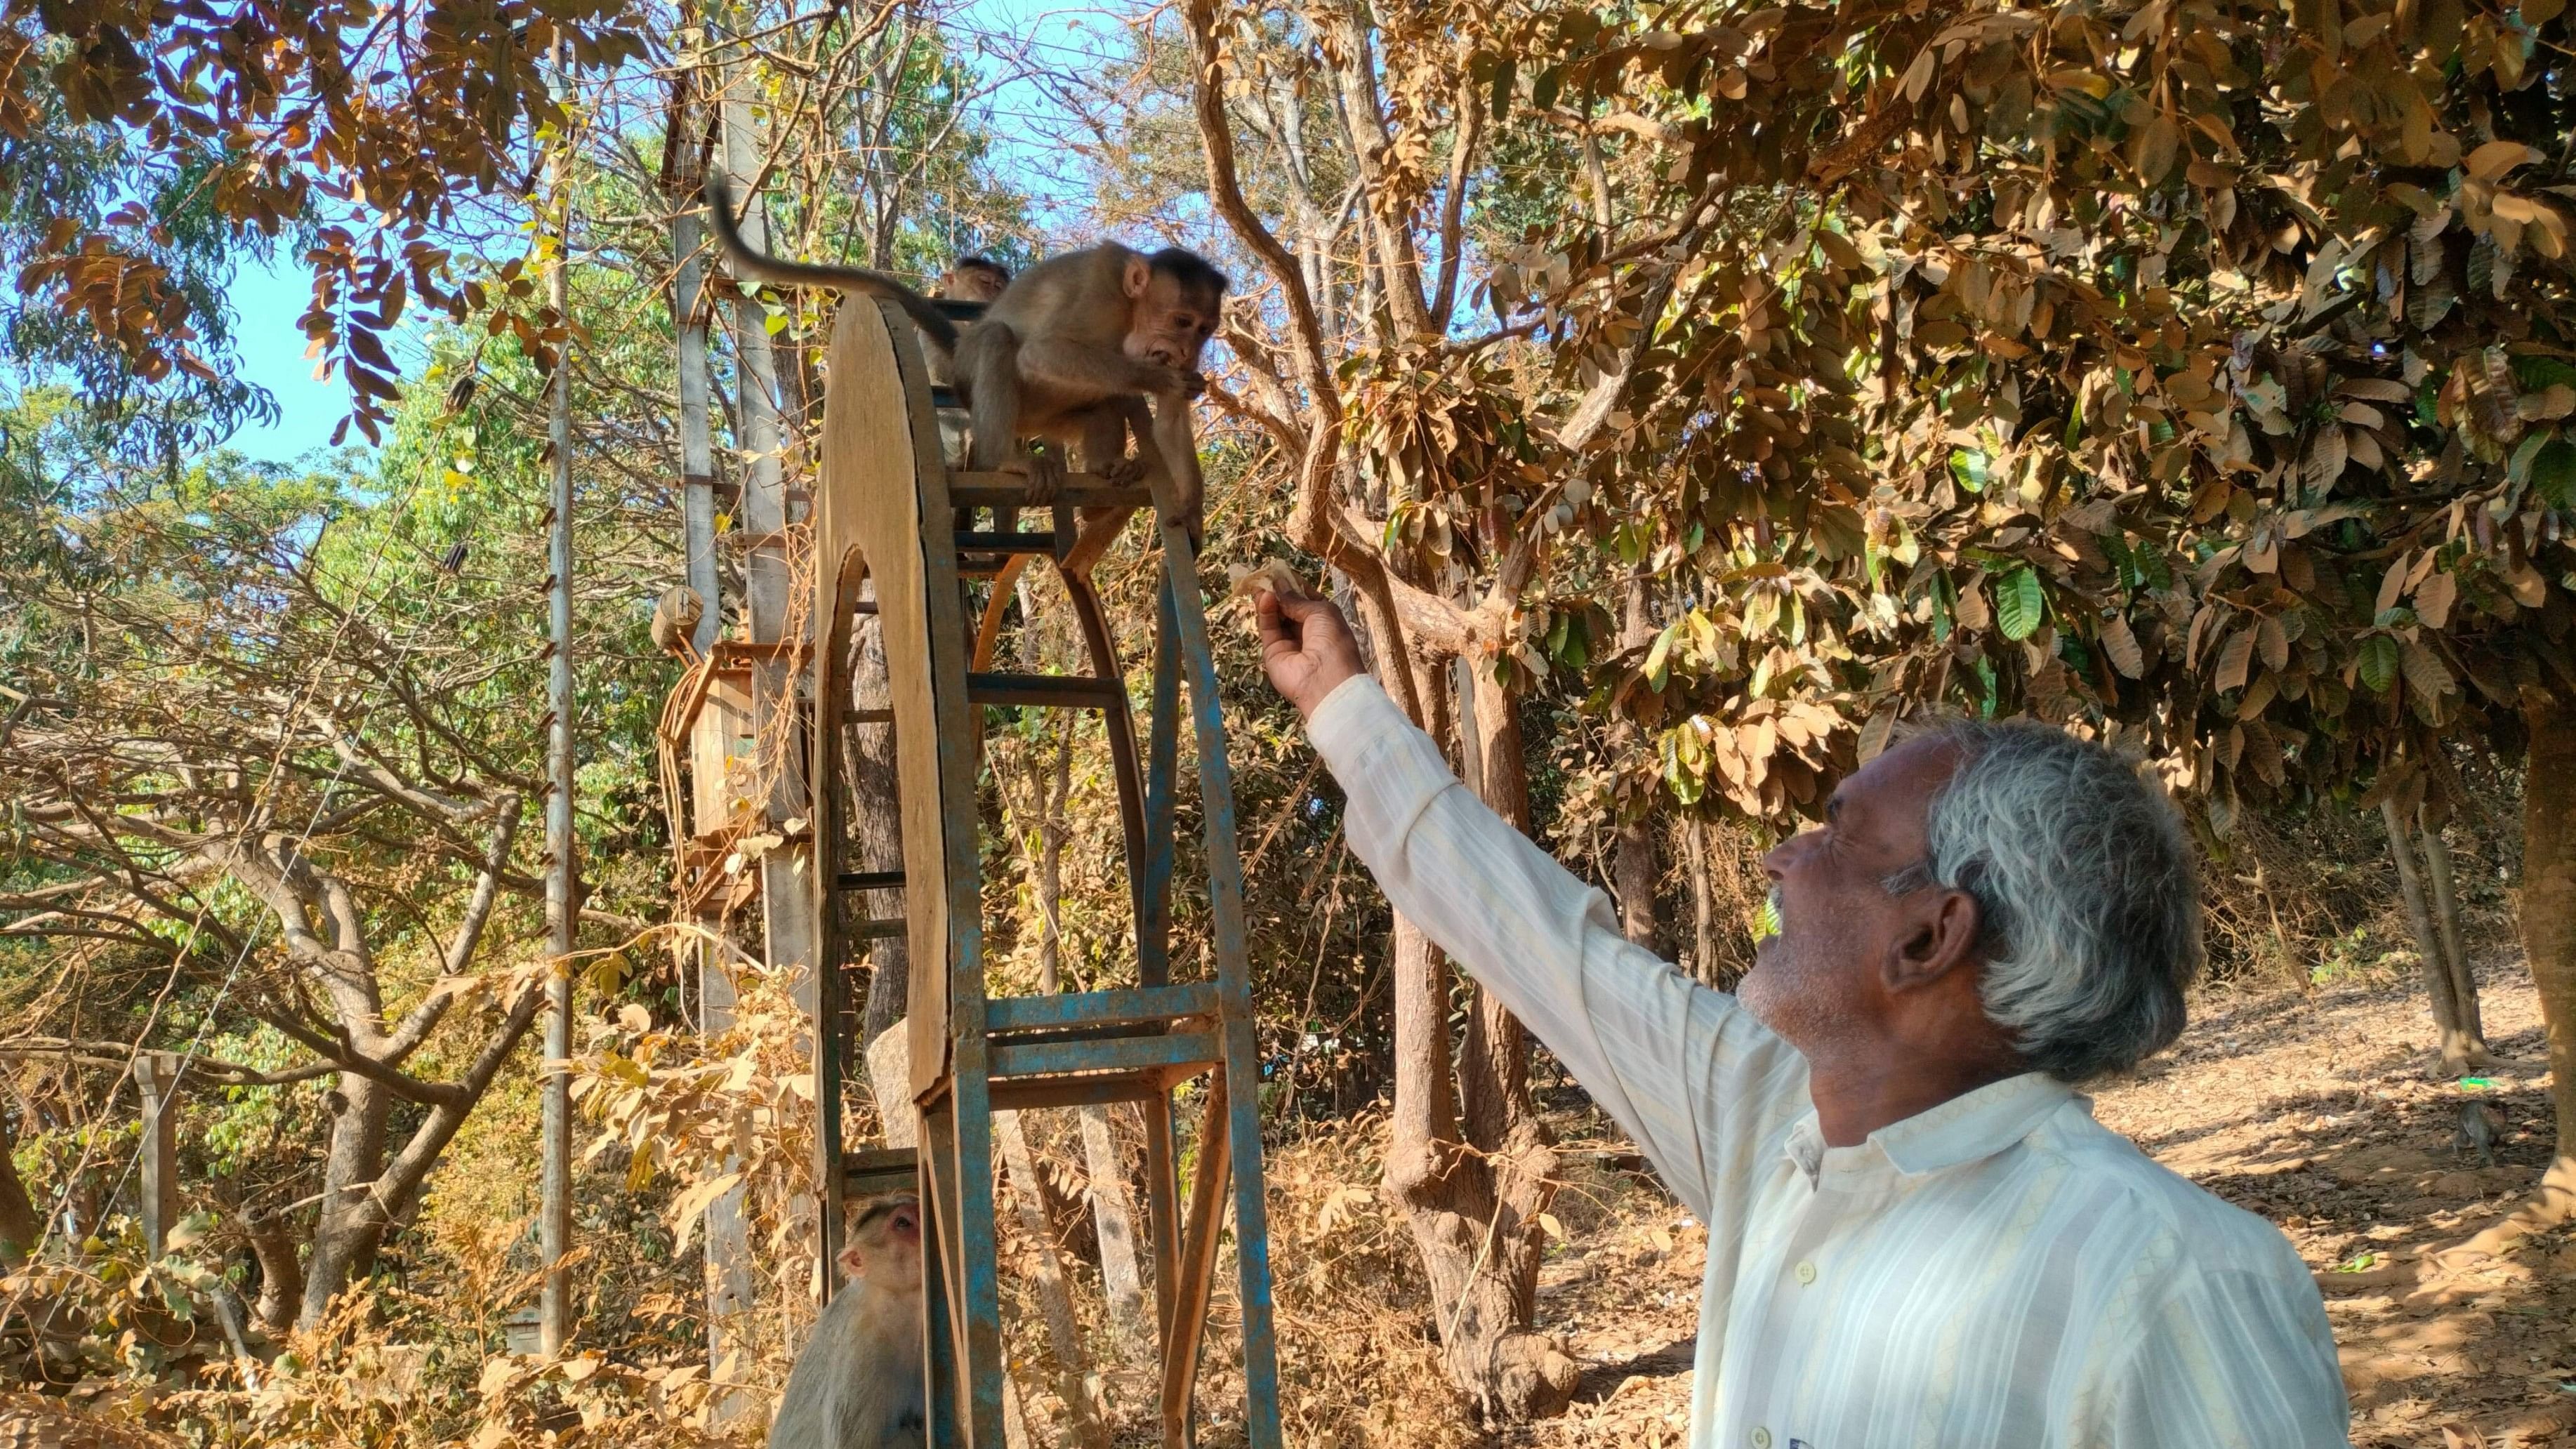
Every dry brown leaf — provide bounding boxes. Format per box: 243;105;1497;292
1227;559;1308;601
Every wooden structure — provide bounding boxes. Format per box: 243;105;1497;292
790;298;1283;1448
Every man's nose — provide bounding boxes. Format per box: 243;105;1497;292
1760;829;1815;879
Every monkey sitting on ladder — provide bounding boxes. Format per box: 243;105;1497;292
928;257;1010;472
704;176;1226;524
767;1193;926;1449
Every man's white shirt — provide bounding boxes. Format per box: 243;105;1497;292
1307;674;2351;1449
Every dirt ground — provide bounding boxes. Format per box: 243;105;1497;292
1498;956;2576;1449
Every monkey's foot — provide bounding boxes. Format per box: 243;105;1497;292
1015;448;1067;505
1097;454;1146;487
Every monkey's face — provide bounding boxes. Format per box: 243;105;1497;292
1121;267;1222;373
951;265;1009;303
846;1193;925;1295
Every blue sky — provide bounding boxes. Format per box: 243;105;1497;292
222;256;353;464
216;0;1098;466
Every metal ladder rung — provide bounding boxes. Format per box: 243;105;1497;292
850;600;878;616
989;1068;1203;1113
851;918;907;941
985;983;1217;1034
848;708;894;725
965;672;1124;709
989;1031;1217;1082
837;869;906;892
949;473;1153;510
955;530;1057;553
843;1146;919;1200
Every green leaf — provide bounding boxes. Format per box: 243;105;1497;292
1995;566;2045;640
1643;626;1676;687
1949;448;1990;493
2534;439;2576;509
2357;634;2399;692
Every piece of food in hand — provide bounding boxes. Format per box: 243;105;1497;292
1226;559;1307;602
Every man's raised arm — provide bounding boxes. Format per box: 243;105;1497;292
1253;587;1807;1217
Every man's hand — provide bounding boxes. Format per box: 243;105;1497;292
1255;585;1364;720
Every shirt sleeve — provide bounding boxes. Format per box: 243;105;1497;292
2094;1255;2351;1448
1304;673;1810;1221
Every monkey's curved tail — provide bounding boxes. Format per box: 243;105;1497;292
702;174;960;355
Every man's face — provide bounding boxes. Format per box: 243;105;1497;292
1739;735;1963;1054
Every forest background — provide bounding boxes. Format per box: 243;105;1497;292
2;0;2575;1445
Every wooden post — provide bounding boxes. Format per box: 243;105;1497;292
707;55;816;1421
131;1052;179;1259
539;44;581;1354
670;68;720;656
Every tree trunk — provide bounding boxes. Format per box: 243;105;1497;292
1380;659;1576;1422
0;1106;38;1264
996;1111;1109;1449
1684;818;1718;985
1611;574;1659;950
2450;701;2576;1258
2419;821;2485;1044
298;1073;390;1328
853;598;909;1053
243;1207;305;1332
2383;799;2481;1073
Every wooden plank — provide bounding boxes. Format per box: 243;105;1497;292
989;1031;1215;1082
983;982;1217;1033
812;299;969;1109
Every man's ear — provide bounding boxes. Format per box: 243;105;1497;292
1882;887;1982;994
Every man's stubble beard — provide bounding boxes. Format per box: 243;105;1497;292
1738;887;1868;1059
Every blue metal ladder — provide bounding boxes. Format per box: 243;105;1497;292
805;297;1284;1449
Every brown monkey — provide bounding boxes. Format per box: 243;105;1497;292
649;585;704;660
2453;1099;2504;1167
704;175;1224;517
927;258;1011;468
767;1193;926;1449
932;256;1010;304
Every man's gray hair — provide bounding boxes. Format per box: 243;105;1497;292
1884;719;2201;1083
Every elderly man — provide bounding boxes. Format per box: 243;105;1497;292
1254;585;2349;1448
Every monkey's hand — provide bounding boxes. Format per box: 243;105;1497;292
1174;369;1208;399
1097;454;1146;487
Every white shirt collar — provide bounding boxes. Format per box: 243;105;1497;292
1784;1072;2079;1186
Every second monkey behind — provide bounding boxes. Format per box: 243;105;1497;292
705;176;1226;520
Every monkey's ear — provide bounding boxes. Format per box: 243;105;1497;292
1121;256;1152;299
838;1244;867;1278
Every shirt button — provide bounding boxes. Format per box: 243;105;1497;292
1795;1259;1817;1285
1751;1429;1773;1449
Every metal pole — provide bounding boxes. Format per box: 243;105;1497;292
539;46;579;1356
